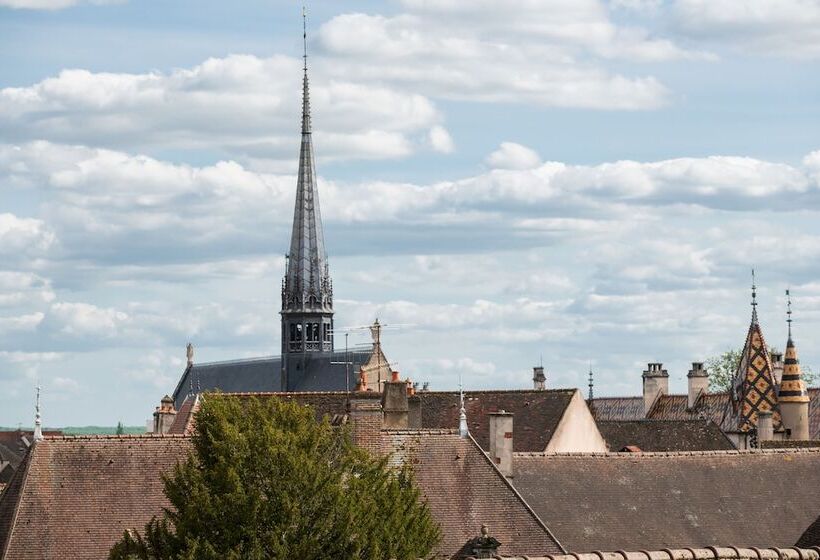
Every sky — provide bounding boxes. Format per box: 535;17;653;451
1;0;820;427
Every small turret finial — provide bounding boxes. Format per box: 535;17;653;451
458;371;468;438
786;288;793;340
751;268;758;324
302;5;308;73
33;384;43;442
588;363;594;402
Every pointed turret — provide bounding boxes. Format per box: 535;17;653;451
723;272;782;437
281;7;334;364
779;289;810;440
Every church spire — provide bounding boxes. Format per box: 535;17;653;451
281;6;334;358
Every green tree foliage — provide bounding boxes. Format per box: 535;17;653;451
109;395;440;560
706;347;817;393
115;421;125;435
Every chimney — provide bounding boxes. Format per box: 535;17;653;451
687;362;709;409
348;394;383;455
770;351;784;385
532;366;546;390
488;410;514;478
757;411;774;442
381;378;409;430
642;363;668;416
153;395;177;434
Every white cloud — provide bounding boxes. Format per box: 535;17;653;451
0;55;442;164
671;0;820;58
48;302;129;337
0;0;119;9
428;126;455;154
486;142;542;170
0;213;56;256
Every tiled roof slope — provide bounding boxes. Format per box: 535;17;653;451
513;449;820;553
501;548;820;560
593;388;820;438
383;431;562;558
169;391;357;434
589;397;644;421
0;435;189;560
417;390;576;452
797;512;820;547
597;420;735;452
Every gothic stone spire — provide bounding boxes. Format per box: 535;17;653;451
282;7;334;356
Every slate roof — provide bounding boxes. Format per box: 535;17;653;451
589;397;644;421
513;449;820;553
502;548;820;560
0;445;21;472
0;435;188;560
797;513;820;547
171;350;372;409
416;390;577;452
382;430;563;557
597;420;735;452
0;430;562;559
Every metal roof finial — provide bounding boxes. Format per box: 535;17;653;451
786;288;793;341
751;268;758;324
33;384;43;442
588;363;594;402
458;371;468;438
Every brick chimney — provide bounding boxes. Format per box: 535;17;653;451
382;376;409;430
757;410;774;442
642;363;668;416
153;395;177;434
348;394;383;455
488;410;514;479
687;362;708;409
532;366;546;390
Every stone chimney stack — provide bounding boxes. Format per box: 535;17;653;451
488;410;514;479
532;366;546;390
687;362;709;409
348;394;383;455
770;351;784;385
153;395;177;434
642;363;669;416
757;410;774;442
381;374;409;430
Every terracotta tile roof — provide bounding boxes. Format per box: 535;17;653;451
513;449;820;553
589;397;644;421
808;388;820;439
597;420;735;452
500;547;820;560
417;390;577;452
647;393;730;425
382;431;563;558
0;435;190;560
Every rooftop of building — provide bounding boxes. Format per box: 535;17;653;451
596;419;735;452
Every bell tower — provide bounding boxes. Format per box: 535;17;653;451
281;8;334;367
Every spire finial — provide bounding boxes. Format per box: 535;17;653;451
786;288;793;340
458;371;468;438
33;384;43;442
588;363;594;402
751;268;758;323
300;5;311;134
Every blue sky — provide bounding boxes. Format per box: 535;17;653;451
1;0;820;426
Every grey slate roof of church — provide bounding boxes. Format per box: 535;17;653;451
171;350;372;409
513;449;820;553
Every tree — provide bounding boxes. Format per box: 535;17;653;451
109;394;440;560
706;347;817;393
115;422;125;435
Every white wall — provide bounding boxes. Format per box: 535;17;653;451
545;390;608;453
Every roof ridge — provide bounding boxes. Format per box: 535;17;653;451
43;433;191;441
514;448;820;458
383;429;459;435
421;389;576;395
514;546;820;560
